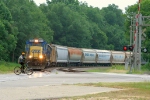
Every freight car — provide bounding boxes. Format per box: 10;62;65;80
125;52;147;65
96;50;111;66
45;44;128;67
111;51;126;65
25;38;146;69
81;49;97;66
68;47;82;66
46;44;68;67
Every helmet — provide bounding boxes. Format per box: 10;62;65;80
22;52;25;55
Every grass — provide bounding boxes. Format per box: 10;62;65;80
0;61;19;74
60;65;150;100
61;82;150;100
87;64;150;74
86;67;110;72
0;61;149;75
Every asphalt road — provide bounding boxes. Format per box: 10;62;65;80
0;69;150;87
0;69;150;100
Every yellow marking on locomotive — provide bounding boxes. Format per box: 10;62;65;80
29;46;43;59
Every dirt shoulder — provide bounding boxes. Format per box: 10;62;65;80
0;85;122;100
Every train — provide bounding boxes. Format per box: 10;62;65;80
24;38;145;69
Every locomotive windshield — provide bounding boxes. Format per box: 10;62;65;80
30;42;42;46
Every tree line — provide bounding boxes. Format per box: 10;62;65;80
0;0;149;62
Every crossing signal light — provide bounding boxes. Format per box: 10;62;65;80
123;45;134;51
129;46;133;51
123;46;128;51
142;48;148;53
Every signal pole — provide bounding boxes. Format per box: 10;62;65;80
133;14;138;70
129;0;150;71
137;0;141;70
138;14;142;70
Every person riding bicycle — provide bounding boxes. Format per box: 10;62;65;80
18;52;26;73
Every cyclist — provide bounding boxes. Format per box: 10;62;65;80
18;52;26;73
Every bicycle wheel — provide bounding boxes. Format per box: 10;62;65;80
24;67;33;75
14;67;21;75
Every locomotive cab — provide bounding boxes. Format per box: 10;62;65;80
25;38;47;69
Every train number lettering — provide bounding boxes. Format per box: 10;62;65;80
90;54;94;56
32;50;40;53
85;53;89;56
85;53;94;57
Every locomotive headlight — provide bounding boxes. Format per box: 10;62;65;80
39;55;43;59
34;39;38;43
29;55;32;58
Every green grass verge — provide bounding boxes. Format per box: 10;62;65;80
1;61;150;75
81;82;150;90
87;65;150;74
86;67;110;72
0;61;19;74
61;82;150;100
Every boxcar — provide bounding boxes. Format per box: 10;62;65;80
68;47;82;66
81;48;97;66
96;50;111;66
111;51;126;64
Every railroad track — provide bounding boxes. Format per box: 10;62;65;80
44;67;85;72
44;66;111;73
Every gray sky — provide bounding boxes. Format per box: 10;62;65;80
34;0;138;12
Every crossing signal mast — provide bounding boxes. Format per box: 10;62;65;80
124;0;150;71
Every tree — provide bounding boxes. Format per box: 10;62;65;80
0;1;18;61
3;0;53;61
100;4;127;50
40;2;92;48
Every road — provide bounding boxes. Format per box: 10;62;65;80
0;69;150;100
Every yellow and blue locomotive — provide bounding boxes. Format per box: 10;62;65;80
25;38;47;69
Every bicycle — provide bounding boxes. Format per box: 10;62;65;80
14;61;33;75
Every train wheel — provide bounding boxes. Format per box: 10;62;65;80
14;67;21;75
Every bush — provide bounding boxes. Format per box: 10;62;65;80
141;63;150;71
0;61;19;73
111;65;125;70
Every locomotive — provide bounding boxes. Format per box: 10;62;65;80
25;38;47;69
24;38;146;69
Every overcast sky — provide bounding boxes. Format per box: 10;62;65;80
34;0;138;12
